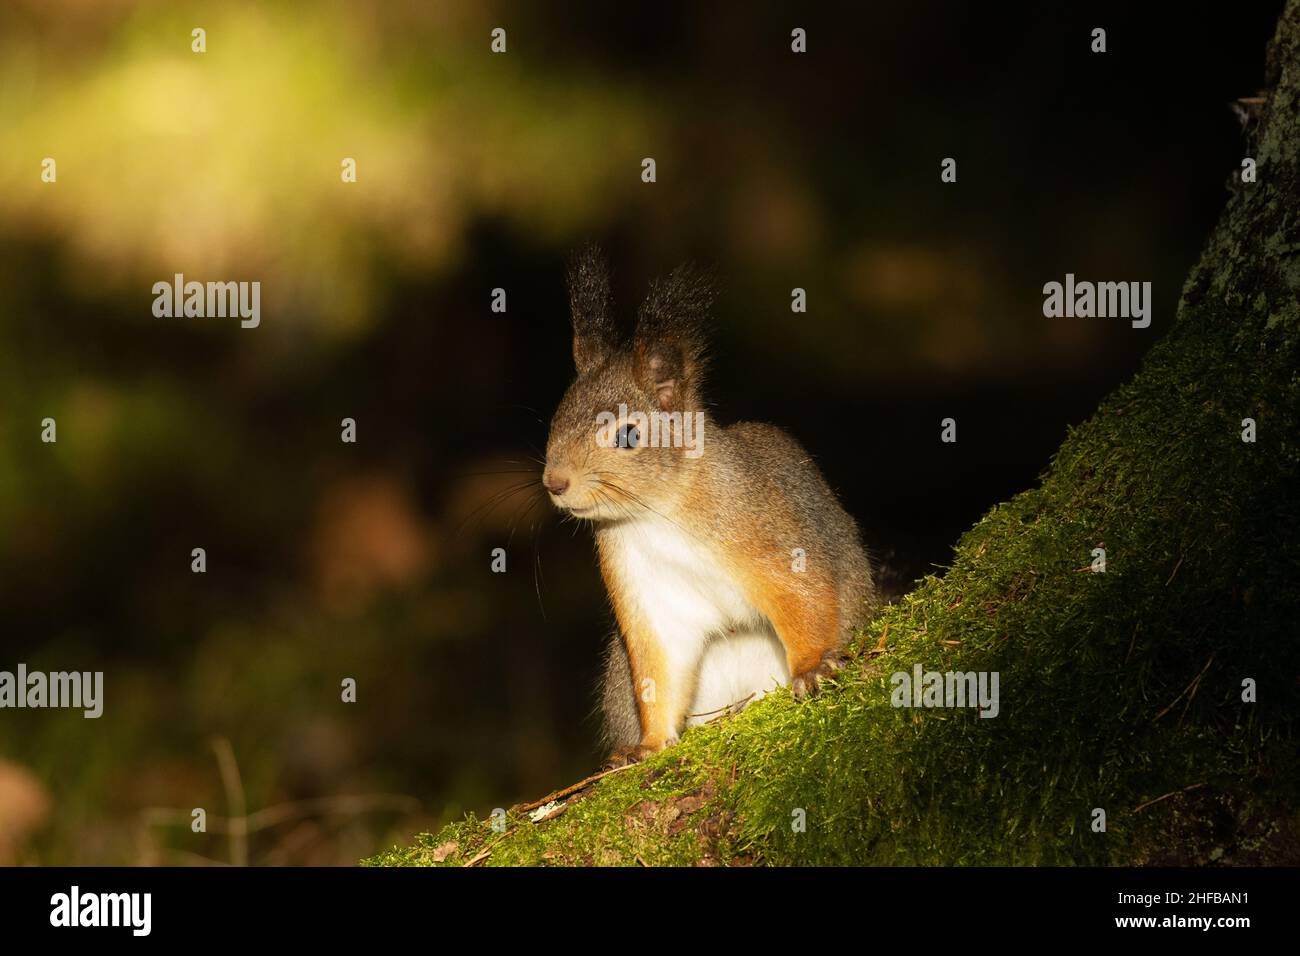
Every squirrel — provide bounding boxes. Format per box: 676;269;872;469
543;247;876;767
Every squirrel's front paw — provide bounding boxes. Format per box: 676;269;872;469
602;735;678;770
791;653;844;699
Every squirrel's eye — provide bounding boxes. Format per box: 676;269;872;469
615;424;640;449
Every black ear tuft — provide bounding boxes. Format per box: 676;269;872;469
568;244;619;374
633;263;714;411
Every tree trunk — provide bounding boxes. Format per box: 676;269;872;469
368;3;1300;866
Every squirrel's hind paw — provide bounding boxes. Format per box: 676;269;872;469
790;653;845;699
601;746;642;770
602;737;677;770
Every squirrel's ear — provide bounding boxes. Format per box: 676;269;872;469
633;264;713;411
568;244;619;374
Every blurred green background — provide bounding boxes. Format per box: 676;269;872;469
0;0;1283;864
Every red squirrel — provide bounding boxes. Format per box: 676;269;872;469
543;247;875;767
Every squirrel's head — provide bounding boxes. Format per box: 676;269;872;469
543;245;713;522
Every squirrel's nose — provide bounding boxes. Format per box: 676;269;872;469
543;471;570;496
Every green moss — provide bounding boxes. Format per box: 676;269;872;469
366;2;1300;869
366;291;1300;866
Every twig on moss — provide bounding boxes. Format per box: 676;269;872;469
1124;623;1140;665
691;692;755;723
1153;653;1215;722
1132;782;1206;814
464;829;514;867
867;622;890;658
1165;554;1184;586
512;763;637;814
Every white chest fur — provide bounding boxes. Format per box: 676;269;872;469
599;515;789;722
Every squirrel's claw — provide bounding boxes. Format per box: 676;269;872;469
603;746;656;770
791;653;845;699
602;737;677;770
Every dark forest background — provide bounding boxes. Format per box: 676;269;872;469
0;0;1283;863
